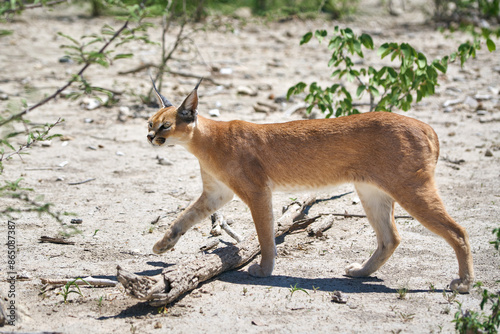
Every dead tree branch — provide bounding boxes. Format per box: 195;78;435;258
117;196;316;306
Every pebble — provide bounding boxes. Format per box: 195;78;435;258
85;99;101;110
71;218;83;224
0;93;8;100
464;96;479;109
477;110;487;116
237;86;258;96
474;94;492;101
485;149;493;157
442;98;462;107
219;68;233;75
158;157;173;166
59;56;72;63
119;106;130;114
116;151;125;156
331;291;348;304
208;109;220;117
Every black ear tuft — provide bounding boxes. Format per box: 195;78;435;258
177;79;202;122
150;75;173;108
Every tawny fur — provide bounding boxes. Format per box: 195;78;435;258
147;81;474;293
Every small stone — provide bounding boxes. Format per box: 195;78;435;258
237;86;257;96
116;151;125;156
448;131;456;137
477;110;487;116
87;100;101;110
119;106;130;114
331;291;348;304
488;86;499;96
485;149;493;157
443;98;462;107
219;68;233;75
208;109;220;117
253;103;271;114
0;93;8;100
71;218;83;224
58;161;69;168
60;135;74;141
154;321;163;329
464;96;479;109
59;56;72;63
158;158;173;166
84;118;94;123
274;95;289;104
41;140;52;147
474;94;492;101
444;106;454;113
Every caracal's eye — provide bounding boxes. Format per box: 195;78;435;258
160;123;171;131
148;122;153;129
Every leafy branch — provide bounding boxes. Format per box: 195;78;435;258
287;26;497;117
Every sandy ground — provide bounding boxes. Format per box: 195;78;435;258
1;1;499;333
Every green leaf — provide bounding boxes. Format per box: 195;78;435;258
486;38;496;52
360;34;374;49
57;32;79;45
432;60;446;73
377;43;391;58
113;53;133;60
314;30;327;43
369;86;380;97
300;32;313;45
417;53;427;69
356;85;365;97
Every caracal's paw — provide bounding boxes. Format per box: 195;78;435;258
152;228;181;254
248;263;273;278
450;278;472;294
345;263;368;277
152;240;171;254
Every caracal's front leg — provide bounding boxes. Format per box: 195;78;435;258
153;171;234;254
243;189;276;277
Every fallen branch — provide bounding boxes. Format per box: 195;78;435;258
40;276;118;287
319;212;413;220
307;217;334;237
67;178;95;186
210;212;242;242
39;236;74;245
117;196;316;306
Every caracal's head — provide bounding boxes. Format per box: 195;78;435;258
147;78;201;147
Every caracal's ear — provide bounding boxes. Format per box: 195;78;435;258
178;78;202;123
150;75;173;109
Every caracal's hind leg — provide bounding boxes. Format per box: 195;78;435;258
393;181;474;293
153;170;234;254
346;183;401;277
